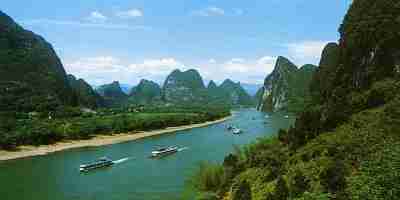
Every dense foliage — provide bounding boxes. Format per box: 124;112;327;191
189;1;400;199
161;69;256;107
67;74;104;109
0;11;76;112
96;81;128;107
128;79;162;105
0;106;230;150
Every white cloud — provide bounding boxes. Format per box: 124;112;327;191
65;56;186;86
66;56;123;73
87;11;108;23
64;55;278;86
129;58;186;75
257;56;275;65
116;9;143;18
192;6;225;17
229;58;245;63
22;19;151;31
199;56;277;84
287;41;328;64
257;56;277;74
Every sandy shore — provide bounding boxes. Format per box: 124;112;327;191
0;116;231;161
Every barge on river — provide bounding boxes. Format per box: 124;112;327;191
151;146;179;158
79;157;114;172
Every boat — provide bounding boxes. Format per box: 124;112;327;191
151;146;179;158
232;128;243;135
79;157;114;172
226;125;234;130
284;115;289;119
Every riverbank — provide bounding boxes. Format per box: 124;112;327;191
0;116;231;161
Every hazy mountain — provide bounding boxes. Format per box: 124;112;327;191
240;83;263;96
67;75;104;109
162;69;208;104
129;79;162;105
219;79;255;106
96;81;128;106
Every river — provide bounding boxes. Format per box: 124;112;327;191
0;109;294;200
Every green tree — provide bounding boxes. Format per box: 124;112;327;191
231;179;252;200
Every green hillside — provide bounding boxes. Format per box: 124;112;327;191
67;75;104;109
0;10;76;112
129;79;162;105
96;81;128;106
258;57;317;113
189;1;400;199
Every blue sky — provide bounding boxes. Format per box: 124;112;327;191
3;0;352;85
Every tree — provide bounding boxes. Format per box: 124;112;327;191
231;179;251;200
275;176;288;200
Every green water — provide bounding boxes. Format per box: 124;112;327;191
0;109;294;200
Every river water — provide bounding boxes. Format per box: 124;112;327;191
0;109;294;200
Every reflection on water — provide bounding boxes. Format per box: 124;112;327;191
0;109;294;200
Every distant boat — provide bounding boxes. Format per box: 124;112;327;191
79;157;114;172
226;125;234;130
151;146;179;158
284;115;289;119
232;128;243;135
265;115;269;119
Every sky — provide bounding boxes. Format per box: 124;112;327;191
3;0;352;86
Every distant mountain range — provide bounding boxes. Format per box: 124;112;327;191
95;69;256;107
240;83;263;96
0;9;257;112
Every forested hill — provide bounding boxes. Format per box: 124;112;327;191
219;79;254;106
162;69;208;104
189;1;400;199
67;75;104;109
128;79;162;105
0;10;76;112
96;81;128;106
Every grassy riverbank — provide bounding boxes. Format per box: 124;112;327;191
0;106;230;150
0;115;231;161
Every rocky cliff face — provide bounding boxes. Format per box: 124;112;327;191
257;56;317;112
162;69;208;104
129;79;162;105
0;11;76;112
96;81;128;106
303;0;400;130
67;75;104;109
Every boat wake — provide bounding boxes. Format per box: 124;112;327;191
113;157;131;164
178;147;189;152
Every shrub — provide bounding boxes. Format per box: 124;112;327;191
230;179;252;200
189;162;226;193
347;143;400;200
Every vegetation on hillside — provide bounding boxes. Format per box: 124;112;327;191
189;1;400;199
0;11;76;113
129;79;162;105
96;81;128;107
67;74;104;109
258;56;317;113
